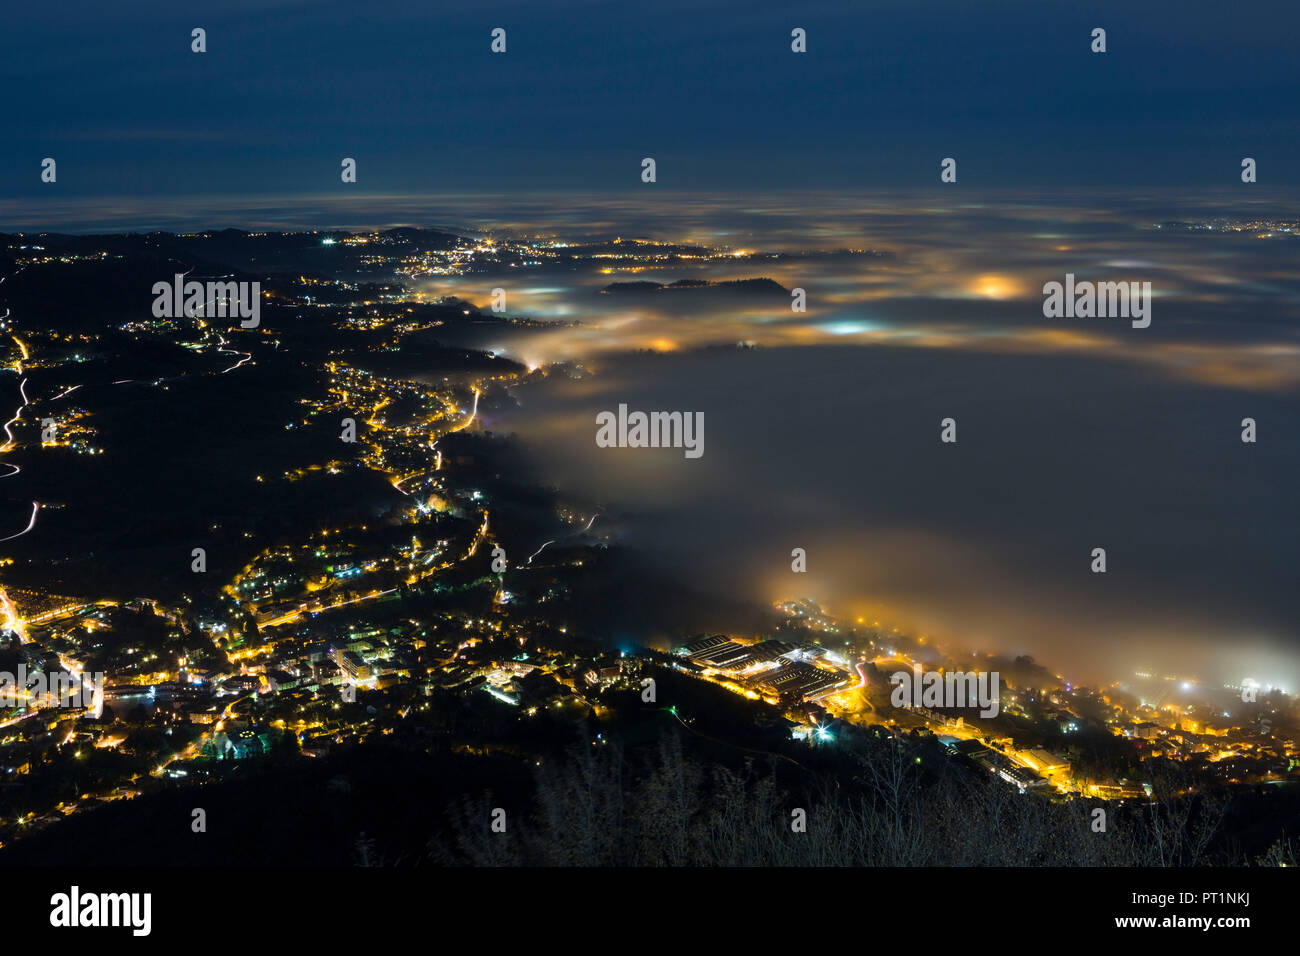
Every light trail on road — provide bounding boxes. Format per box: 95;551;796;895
519;509;602;571
1;377;30;451
407;384;482;497
0;501;39;542
0;369;32;478
217;335;252;373
526;540;554;565
0;300;30;482
443;387;481;438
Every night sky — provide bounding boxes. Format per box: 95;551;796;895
3;0;1299;201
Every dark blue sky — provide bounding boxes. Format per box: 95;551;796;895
2;0;1299;200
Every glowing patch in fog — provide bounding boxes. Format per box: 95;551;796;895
818;320;881;335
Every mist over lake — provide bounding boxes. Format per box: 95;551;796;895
489;342;1297;688
450;193;1300;690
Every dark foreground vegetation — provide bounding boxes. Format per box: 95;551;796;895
4;719;1296;867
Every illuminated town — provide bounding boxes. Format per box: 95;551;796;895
0;224;1295;869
